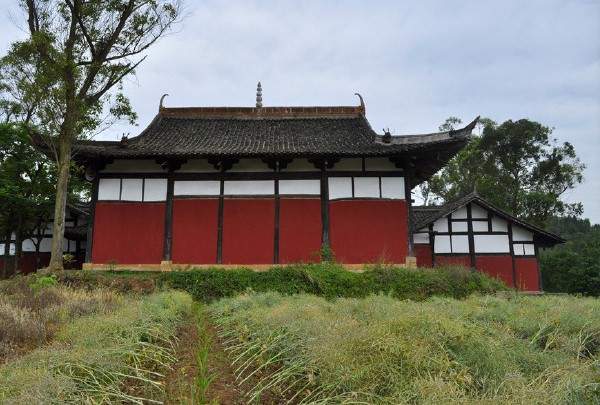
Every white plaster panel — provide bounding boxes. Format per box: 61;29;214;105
279;180;320;195
22;239;36;252
144;178;168;201
174;180;220;196
331;158;362;171
513;243;525;255
229;159;271;172
452;221;468;232
365;157;397;171
433;217;449;232
328;177;352;199
0;243;15;255
224;180;274;195
414;233;429;244
474;234;510;253
524;244;535;255
512;225;533;241
381;177;405;199
98;178;121;200
281;158;318;172
434;235;452;253
121;178;143;201
472;220;489;232
40;238;52;252
452;206;468;219
492;217;508;232
471;203;488;218
354;177;380;198
102;159;165;173
451;235;470;253
177;159;219;173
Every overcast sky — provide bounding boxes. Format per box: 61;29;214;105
2;0;599;223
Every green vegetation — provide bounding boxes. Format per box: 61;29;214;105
0;287;193;403
210;293;600;404
162;263;506;303
541;216;600;295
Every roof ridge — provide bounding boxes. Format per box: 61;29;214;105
158;105;365;119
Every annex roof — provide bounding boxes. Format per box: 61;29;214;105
411;192;565;246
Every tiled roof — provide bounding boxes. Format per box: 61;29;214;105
73;105;478;160
411;192;565;246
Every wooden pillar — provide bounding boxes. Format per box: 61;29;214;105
535;244;543;292
428;223;436;267
162;175;175;262
216;178;224;264
466;203;476;269
273;163;280;264
404;171;414;258
507;221;517;288
84;177;99;263
320;165;330;246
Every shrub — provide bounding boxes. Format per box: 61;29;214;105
161;264;506;302
28;274;58;293
209;293;600;403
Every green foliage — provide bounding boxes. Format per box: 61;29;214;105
161;264;506;303
319;243;336;263
0;290;192;403
541;216;600;295
426;118;585;226
210;293;600;403
28;274;58;293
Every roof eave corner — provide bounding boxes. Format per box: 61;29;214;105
449;115;480;139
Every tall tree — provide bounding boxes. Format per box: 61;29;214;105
428;118;585;226
0;0;182;270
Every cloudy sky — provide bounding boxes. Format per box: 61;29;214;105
2;0;599;222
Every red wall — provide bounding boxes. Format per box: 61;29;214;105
476;255;514;287
414;244;433;267
92;202;165;264
279;198;322;263
172;199;218;264
329;200;408;264
222;199;274;264
0;253;51;274
435;255;471;268
515;257;540;291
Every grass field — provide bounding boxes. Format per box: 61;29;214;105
210;292;600;404
0;277;193;404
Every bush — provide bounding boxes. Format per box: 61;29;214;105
161;264;506;302
209;293;600;403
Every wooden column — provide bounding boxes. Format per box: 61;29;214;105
466;203;476;269
429;223;436;267
535;244;543;292
404;170;415;258
216;178;224;264
273;162;280;264
84;177;99;263
162;175;175;262
320;165;330;246
507;221;517;288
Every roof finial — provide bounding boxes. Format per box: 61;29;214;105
354;93;365;113
256;82;263;108
159;94;169;110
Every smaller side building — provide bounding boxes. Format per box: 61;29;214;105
412;192;564;291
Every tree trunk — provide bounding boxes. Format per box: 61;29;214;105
47;140;72;272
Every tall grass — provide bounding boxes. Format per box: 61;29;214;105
210;293;600;403
0;290;193;404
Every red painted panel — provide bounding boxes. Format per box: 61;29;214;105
435;255;471;268
279;198;322;263
222;199;275;264
515;257;540;291
172;199;218;264
92;202;165;264
329;200;408;264
415;244;433;267
476;255;514;287
0;253;51;274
